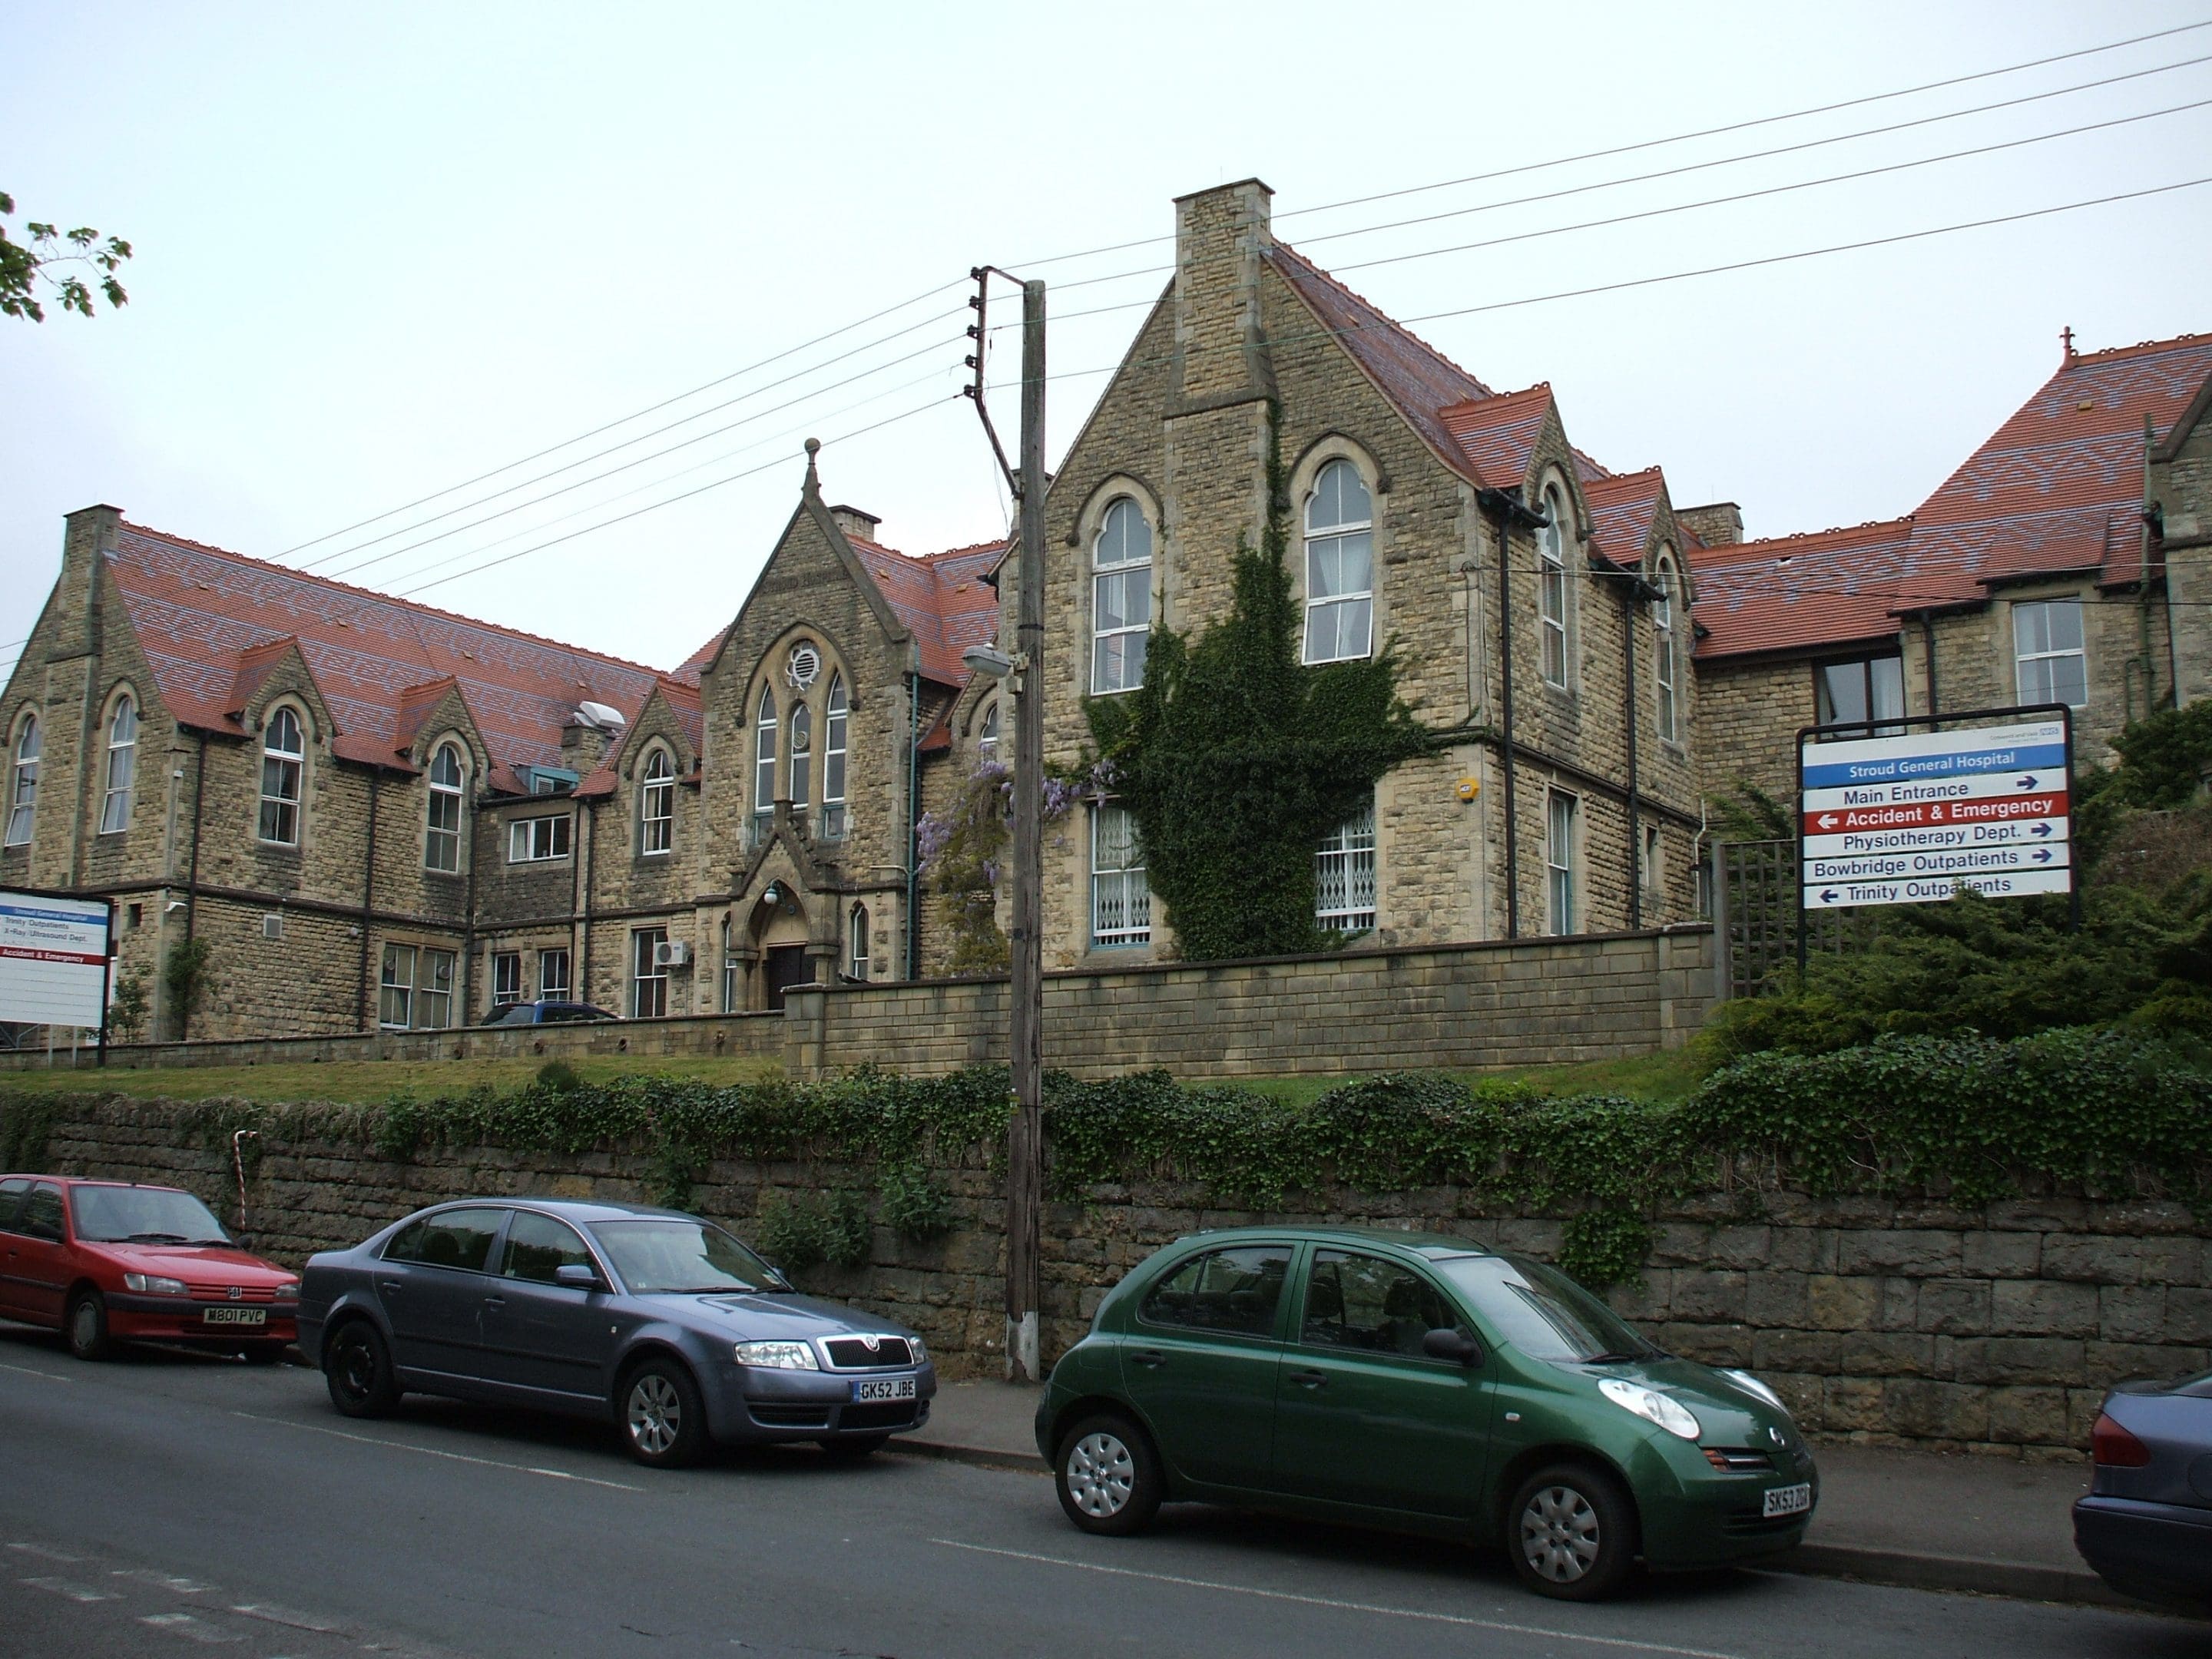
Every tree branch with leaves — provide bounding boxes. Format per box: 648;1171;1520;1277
2;191;132;322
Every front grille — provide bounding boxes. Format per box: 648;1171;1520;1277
823;1336;912;1369
1722;1510;1807;1538
189;1285;276;1303
749;1404;832;1429
1703;1448;1776;1472
840;1402;918;1431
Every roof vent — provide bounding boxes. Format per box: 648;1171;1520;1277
574;700;627;730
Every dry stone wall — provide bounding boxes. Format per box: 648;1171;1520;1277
15;1092;2201;1456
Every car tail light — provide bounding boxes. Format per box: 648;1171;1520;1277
2090;1412;2151;1469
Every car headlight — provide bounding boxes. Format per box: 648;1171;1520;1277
1722;1367;1788;1416
908;1336;927;1364
124;1273;189;1296
733;1339;818;1370
1598;1376;1701;1440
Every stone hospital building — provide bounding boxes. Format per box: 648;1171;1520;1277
5;180;2209;1041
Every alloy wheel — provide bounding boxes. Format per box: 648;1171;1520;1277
628;1373;682;1457
336;1334;376;1403
1064;1430;1135;1518
1519;1483;1601;1584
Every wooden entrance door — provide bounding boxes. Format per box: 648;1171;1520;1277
765;945;812;1011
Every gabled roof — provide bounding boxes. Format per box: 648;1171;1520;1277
845;536;1008;687
1688;332;2212;661
1440;386;1556;495
105;523;671;783
1581;467;1671;573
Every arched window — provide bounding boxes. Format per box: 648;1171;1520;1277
753;687;777;825
639;748;674;856
3;715;37;848
977;700;999;765
1091;496;1151;694
1303;460;1374;664
1538;485;1571;687
821;673;847;839
258;707;303;845
1653;554;1681;744
98;696;137;836
848;902;869;982
788;702;812;811
426;742;464;871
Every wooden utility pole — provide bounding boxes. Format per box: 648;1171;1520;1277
1005;279;1047;1382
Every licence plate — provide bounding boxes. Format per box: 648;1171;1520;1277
1763;1482;1812;1518
201;1307;267;1327
850;1376;916;1402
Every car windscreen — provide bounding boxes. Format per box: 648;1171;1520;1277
1432;1251;1659;1364
71;1185;232;1246
590;1218;790;1294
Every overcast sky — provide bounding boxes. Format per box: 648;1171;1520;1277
5;1;2210;680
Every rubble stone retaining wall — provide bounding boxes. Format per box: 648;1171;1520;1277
15;1091;2203;1458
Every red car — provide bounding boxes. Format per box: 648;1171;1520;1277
0;1174;299;1363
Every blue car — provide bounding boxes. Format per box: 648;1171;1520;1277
2074;1369;2212;1612
298;1197;935;1467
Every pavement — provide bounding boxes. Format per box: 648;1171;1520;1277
905;1379;2134;1611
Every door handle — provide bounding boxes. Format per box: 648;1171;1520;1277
482;1296;505;1309
1289;1369;1328;1389
376;1280;402;1293
1131;1349;1167;1369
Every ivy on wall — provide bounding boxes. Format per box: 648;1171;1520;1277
8;1026;2204;1293
1084;404;1427;960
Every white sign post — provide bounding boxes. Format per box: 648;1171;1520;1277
0;889;116;1065
1795;708;2076;972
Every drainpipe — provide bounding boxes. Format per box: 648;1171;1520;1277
180;730;207;1041
461;805;478;1024
906;667;922;980
358;767;380;1031
1619;573;1644;931
1478;487;1547;939
1920;614;1941;727
580;796;598;1005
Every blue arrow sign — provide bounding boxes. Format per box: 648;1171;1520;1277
2030;822;2052;837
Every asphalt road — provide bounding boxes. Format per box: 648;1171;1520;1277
1;1324;2203;1659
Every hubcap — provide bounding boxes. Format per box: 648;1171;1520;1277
1065;1431;1135;1518
338;1336;375;1399
71;1302;97;1348
628;1375;681;1455
1520;1485;1601;1582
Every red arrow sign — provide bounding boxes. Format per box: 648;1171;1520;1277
1801;792;2068;835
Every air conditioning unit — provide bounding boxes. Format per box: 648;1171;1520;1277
653;940;690;969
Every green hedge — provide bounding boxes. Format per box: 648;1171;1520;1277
4;1029;2206;1290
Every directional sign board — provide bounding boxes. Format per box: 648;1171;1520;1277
0;890;113;1028
1799;718;2071;912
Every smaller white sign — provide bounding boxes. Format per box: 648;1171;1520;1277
0;892;111;1028
1803;816;2070;859
1801;867;2077;910
1802;844;2071;884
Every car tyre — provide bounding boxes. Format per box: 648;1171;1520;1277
819;1433;892;1460
1507;1462;1639;1601
1055;1412;1163;1537
620;1358;707;1469
65;1289;115;1362
323;1320;401;1418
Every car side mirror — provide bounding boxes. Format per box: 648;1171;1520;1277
554;1263;604;1291
1423;1327;1482;1366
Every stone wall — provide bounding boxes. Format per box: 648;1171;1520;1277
15;1091;2203;1456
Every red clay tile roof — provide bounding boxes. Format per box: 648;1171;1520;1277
1440;386;1555;494
1581;467;1671;572
108;523;672;784
1690;333;2212;660
845;535;1008;687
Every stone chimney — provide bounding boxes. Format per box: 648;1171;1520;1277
1677;502;1744;548
1171;178;1275;409
828;505;881;545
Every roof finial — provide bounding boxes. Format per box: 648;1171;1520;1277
2061;325;2076;363
802;436;822;498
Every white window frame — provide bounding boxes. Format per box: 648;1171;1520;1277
753;686;778;822
631;926;668;1018
259;706;304;846
379;944;415;1030
849;902;869;982
426;743;464;873
98;695;137;836
639;748;674;856
1652;555;1681;745
1546;791;1579;936
491;950;523;1007
1090;802;1151;947
1314;800;1377;932
787;702;812;811
1302;460;1375;665
418;949;455;1029
538;947;571;1002
508;813;572;863
1641;823;1663;901
1538;485;1571;689
1815;655;1906;736
977;700;999;766
3;714;36;848
720;919;739;1012
821;674;848;839
1091;497;1152;695
2013;598;2088;709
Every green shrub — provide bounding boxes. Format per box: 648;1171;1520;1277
754;1188;871;1271
880;1162;955;1240
535;1059;581;1093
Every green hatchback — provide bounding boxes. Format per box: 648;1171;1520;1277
1035;1227;1816;1600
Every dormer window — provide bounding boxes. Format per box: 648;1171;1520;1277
1653;554;1681;744
1303;461;1373;664
1538;485;1571;687
640;748;674;856
426;743;463;871
259;707;303;846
